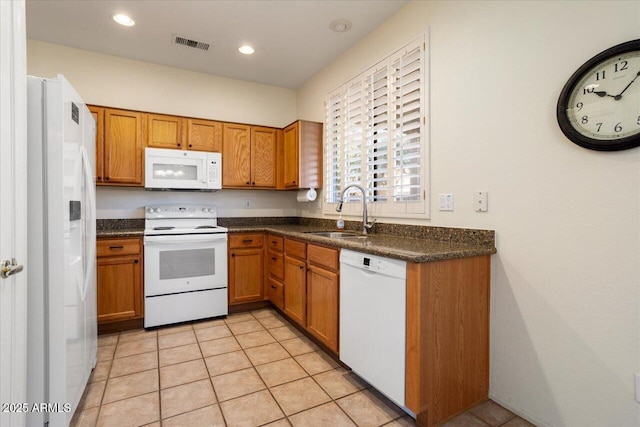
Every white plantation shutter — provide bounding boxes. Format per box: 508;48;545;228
324;90;343;203
323;34;428;218
342;77;365;206
365;63;389;203
388;39;425;214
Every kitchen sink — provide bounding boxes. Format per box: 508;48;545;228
305;231;368;240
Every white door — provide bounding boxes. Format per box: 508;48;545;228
0;1;28;427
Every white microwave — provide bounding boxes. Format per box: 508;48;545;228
145;147;222;191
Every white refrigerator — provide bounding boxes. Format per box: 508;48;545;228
26;75;97;426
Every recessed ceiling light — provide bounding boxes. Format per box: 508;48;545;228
238;45;255;55
329;19;352;33
113;14;135;27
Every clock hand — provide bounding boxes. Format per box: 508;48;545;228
593;91;616;98
614;70;640;100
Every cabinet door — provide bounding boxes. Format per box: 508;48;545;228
307;265;339;352
187;119;222;152
251;126;277;188
229;248;264;304
104;109;144;185
223;123;251;187
147;114;184;149
284;255;307;326
89;106;104;182
97;255;143;323
283;123;299;188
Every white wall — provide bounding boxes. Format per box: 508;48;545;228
27;40;300;218
298;1;640;426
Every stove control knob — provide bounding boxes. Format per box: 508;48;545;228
147;207;154;213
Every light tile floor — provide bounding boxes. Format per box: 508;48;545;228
71;308;536;427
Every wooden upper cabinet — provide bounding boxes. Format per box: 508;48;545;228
147;114;184;149
223;123;277;188
187;119;222;152
88;106;104;183
103;109;144;186
281;120;323;189
223;123;252;187
283;123;299;188
251;126;277;188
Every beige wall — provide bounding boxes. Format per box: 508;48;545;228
298;1;640;426
27;39;301;218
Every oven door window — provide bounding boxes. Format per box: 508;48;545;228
159;248;215;279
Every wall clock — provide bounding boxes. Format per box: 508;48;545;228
557;39;640;151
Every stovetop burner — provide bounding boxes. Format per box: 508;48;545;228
144;204;227;236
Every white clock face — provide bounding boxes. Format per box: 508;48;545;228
567;51;640;140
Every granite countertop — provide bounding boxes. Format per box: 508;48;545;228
227;224;496;263
96;218;496;263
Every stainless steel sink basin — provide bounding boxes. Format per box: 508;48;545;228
305;231;368;239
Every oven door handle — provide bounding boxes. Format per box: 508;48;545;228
144;234;228;245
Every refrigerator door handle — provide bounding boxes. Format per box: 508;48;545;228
80;146;96;301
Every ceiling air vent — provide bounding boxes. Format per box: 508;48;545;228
172;34;210;51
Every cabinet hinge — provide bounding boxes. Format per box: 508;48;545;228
423;42;426;51
423;190;426;200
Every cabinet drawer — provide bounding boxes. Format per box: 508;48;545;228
268;278;284;310
229;233;264;249
285;238;306;260
97;238;141;257
267;235;284;252
307;244;339;271
268;251;284;281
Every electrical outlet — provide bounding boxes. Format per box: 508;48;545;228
474;191;488;212
244;199;251;209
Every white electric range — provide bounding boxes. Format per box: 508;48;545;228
143;204;228;328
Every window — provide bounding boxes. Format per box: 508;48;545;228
323;34;429;218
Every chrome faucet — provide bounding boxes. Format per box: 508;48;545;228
335;184;376;235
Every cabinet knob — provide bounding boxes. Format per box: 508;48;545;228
134;260;139;264
177;143;182;147
252;182;255;185
242;239;253;244
109;245;124;250
105;176;110;181
188;144;192;148
246;181;250;185
231;253;235;257
299;265;304;270
271;285;276;289
293;181;296;184
271;257;276;261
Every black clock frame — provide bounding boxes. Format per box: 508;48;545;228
556;39;640;151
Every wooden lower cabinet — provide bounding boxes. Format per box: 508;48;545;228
97;237;143;324
283;255;307;326
267;278;284;310
406;255;491;427
229;248;264;304
306;264;339;352
228;233;265;305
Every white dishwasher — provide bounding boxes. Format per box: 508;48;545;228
339;249;408;410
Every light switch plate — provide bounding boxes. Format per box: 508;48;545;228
439;193;454;211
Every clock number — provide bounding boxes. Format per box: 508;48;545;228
596;70;606;81
576;102;583;111
581;116;588;124
614;61;628;72
583;86;595;95
614;122;622;133
596;123;602;132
